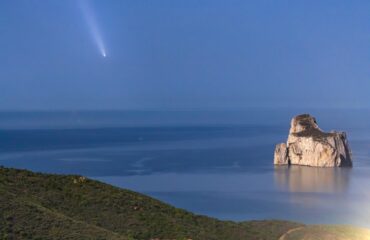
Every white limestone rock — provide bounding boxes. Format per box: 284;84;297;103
274;143;289;165
274;114;352;167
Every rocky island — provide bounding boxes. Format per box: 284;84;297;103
274;114;352;167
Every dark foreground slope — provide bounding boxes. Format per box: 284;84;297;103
0;167;301;240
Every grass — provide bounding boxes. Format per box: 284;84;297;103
1;166;369;239
0;166;301;240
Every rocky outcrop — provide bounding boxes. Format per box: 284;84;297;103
274;114;352;167
274;143;289;165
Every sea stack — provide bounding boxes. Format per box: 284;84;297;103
274;114;352;167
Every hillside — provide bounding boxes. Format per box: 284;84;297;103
0;167;301;239
1;167;369;240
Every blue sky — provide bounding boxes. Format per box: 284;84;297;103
0;0;369;110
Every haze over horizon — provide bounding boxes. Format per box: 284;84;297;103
1;0;369;110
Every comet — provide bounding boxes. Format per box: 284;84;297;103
79;0;107;58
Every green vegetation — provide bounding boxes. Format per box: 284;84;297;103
0;167;301;239
1;167;369;240
292;114;336;140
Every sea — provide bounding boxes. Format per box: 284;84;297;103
0;109;369;227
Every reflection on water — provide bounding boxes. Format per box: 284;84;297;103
1;110;370;227
274;165;352;193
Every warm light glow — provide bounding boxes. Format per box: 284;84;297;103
79;0;107;58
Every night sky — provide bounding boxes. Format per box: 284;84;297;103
1;0;369;110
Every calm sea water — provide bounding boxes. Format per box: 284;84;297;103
1;110;370;227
